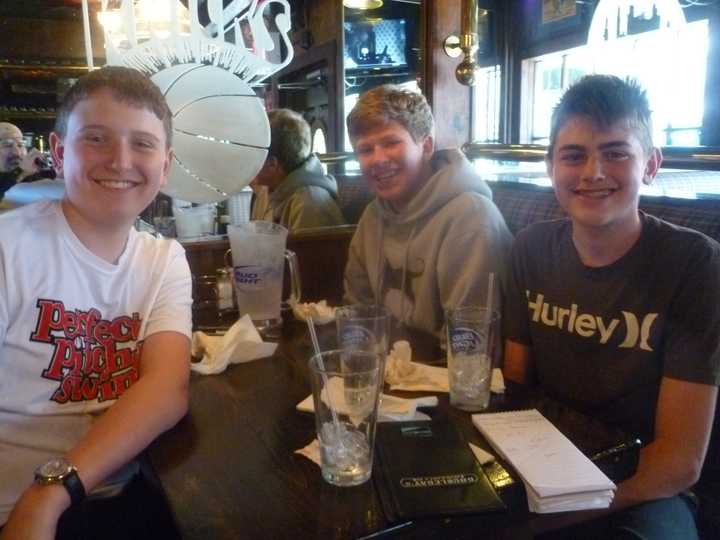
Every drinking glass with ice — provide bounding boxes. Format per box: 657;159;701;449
309;349;382;486
446;306;500;412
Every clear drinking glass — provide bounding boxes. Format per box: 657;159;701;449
446;306;499;412
336;304;390;393
335;304;389;356
309;349;382;487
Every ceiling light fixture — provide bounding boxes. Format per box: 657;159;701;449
343;0;384;10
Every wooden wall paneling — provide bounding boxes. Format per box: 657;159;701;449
286;226;355;305
272;39;343;152
300;0;343;153
0;16;104;60
306;0;343;49
423;0;472;150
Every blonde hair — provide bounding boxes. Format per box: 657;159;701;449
347;84;434;142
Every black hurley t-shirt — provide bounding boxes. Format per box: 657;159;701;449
504;212;720;442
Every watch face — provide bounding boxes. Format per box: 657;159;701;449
37;457;72;481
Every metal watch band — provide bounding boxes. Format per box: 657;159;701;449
62;468;86;506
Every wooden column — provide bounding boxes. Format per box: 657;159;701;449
423;0;472;150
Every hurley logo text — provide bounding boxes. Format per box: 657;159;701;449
30;299;143;404
527;291;658;351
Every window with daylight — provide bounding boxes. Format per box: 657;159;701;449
520;18;710;147
471;65;502;143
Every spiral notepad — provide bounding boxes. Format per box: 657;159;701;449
472;409;616;513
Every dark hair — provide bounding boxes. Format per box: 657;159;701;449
347;84;434;143
547;75;653;158
267;109;311;172
54;66;172;147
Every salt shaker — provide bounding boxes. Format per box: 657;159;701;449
216;267;235;311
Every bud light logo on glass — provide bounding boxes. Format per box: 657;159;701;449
341;325;373;349
233;265;269;290
450;327;481;355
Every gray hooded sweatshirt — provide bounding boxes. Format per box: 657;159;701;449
251;155;345;232
344;149;513;337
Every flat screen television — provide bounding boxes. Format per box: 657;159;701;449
344;18;408;72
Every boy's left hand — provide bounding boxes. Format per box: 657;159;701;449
0;484;68;540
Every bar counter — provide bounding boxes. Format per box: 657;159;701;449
147;319;613;540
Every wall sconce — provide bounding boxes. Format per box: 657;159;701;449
443;0;486;86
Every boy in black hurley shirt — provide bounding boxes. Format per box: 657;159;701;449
504;75;719;539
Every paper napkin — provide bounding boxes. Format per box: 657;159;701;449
295;438;322;466
385;340;449;392
385;341;506;394
491;368;506;394
296;383;437;423
469;442;496;465
291;300;336;325
191;315;277;375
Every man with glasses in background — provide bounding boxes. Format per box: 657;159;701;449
0;122;56;203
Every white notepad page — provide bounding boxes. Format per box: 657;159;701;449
472;409;616;498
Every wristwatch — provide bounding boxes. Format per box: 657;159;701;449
34;457;86;506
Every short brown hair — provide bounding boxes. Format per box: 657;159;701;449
347;84;434;143
548;75;653;159
54;66;172;147
267;109;311;172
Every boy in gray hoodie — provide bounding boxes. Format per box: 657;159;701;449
251;109;345;232
344;84;512;338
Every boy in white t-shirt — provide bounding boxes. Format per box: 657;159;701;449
0;66;192;538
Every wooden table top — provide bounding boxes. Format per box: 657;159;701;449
147;320;611;540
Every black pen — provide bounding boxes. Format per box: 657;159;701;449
590;439;641;461
357;521;414;539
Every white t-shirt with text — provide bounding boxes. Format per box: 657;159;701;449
0;200;192;524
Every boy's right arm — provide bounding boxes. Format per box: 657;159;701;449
502;230;535;386
0;330;190;540
503;339;534;385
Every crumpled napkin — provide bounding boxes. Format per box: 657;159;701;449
384;340;450;392
296;381;437;422
384;341;506;394
291;300;336;325
190;315;278;375
491;368;506;394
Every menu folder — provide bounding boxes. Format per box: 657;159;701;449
374;420;505;522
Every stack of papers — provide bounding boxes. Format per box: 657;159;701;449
472;409;615;513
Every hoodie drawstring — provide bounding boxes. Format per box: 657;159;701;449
398;224;417;331
374;216;385;306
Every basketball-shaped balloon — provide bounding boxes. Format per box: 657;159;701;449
151;63;270;203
